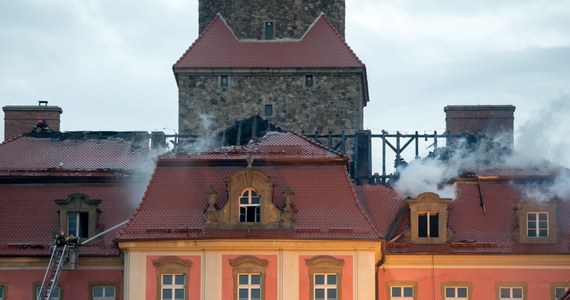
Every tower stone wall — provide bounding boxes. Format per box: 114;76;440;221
177;71;364;135
198;0;345;39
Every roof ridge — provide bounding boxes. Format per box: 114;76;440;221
117;168;157;239
0;133;24;145
173;14;237;69
344;169;383;238
307;14;366;67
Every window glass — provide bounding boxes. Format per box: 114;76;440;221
93;286;116;300
237;273;262;300
0;286;4;300
314;273;337;300
305;75;314;87
418;212;439;238
162;274;185;300
527;212;548;237
391;286;413;299
239;189;261;222
264;104;273;117
265;22;274;39
220;75;229;87
555;287;568;299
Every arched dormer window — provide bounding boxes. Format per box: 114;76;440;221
240;189;261;223
205;158;296;229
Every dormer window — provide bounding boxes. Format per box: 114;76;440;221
55;193;101;239
515;200;558;244
204;158;296;229
265;21;274;39
240;189;261;223
405;192;452;244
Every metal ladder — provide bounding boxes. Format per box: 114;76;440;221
37;244;70;300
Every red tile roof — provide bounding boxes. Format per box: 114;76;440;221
0;182;147;256
359;182;570;254
0;133;154;256
173;14;365;69
118;132;378;241
0;135;151;173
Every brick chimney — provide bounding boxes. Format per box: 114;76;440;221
445;105;516;148
3;101;63;141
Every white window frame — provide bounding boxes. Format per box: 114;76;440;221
444;286;468;299
239;189;261;223
161;274;185;300
313;273;338;300
390;286;414;299
92;285;116;300
499;287;524;300
237;273;262;300
527;212;549;238
418;212;439;238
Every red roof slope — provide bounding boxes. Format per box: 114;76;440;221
173;14;365;69
0;135;150;173
119;132;378;241
360;182;570;254
0;182;147;256
0;133;154;256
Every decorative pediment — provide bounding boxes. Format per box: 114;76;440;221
204;159;296;229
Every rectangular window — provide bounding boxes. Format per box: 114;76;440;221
500;287;523;299
264;104;273;117
445;286;468;299
67;212;89;238
391;286;413;299
93;285;116;300
555;287;569;300
265;21;274;39
314;274;337;300
162;274;185;300
418;212;439;238
0;286;4;300
527;212;548;237
37;286;61;300
220;75;229;87
238;273;262;300
305;75;314;87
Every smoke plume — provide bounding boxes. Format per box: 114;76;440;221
394;95;570;201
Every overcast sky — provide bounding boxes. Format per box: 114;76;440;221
1;0;569;170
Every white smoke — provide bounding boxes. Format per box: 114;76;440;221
177;113;219;153
394;95;570;201
514;95;570;201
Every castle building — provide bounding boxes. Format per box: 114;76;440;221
1;1;570;300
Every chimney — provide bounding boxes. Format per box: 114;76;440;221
444;105;515;148
3;101;63;141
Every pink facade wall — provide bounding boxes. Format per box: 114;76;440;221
0;269;123;299
379;266;570;299
146;255;202;300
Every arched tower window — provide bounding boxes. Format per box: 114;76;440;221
240;189;261;223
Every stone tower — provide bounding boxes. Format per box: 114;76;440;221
175;0;368;136
198;0;345;39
